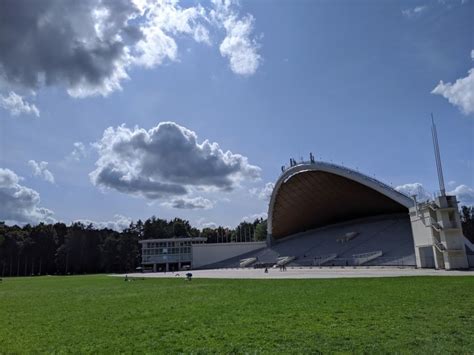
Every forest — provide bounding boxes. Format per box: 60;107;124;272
0;216;267;277
1;206;473;277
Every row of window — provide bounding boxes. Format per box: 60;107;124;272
145;241;193;248
143;247;192;255
142;255;192;263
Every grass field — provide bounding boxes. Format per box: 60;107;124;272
1;275;473;353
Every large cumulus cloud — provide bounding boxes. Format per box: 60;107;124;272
0;0;262;110
0;0;140;97
0;168;55;224
90;122;261;200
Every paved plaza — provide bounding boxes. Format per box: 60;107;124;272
117;267;474;279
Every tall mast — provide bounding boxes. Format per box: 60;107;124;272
431;113;446;196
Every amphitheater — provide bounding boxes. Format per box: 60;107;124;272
194;160;473;271
140;160;473;272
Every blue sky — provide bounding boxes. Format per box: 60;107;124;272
0;0;473;229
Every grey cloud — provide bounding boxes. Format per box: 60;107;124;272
162;196;214;210
0;168;55;224
0;0;140;97
0;0;262;101
90;122;261;199
92;163;187;199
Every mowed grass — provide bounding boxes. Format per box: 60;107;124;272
1;275;473;353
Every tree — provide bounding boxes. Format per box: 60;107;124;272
254;220;268;241
461;206;474;242
172;218;188;237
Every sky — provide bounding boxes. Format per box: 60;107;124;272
0;0;473;230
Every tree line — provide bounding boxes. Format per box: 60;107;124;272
1;206;472;278
0;216;267;277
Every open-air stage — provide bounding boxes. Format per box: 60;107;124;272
119;267;474;279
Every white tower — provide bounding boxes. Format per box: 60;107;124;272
409;116;469;269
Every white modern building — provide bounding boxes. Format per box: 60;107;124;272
139;237;206;272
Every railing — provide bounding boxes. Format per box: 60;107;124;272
434;241;446;252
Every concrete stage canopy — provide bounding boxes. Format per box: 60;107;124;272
267;162;414;240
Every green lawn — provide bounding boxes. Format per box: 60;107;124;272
0;275;473;353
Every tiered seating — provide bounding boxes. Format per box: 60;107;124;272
206;213;416;268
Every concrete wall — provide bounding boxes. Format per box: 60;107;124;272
467;255;474;268
192;242;266;269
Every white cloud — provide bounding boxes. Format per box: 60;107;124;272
0;168;55;224
211;0;262;76
431;50;474;115
131;0;210;68
395;182;432;202
396;182;474;206
161;196;214;209
0;91;39;117
74;214;132;231
195;217;218;229
241;212;267;223
70;142;88;161
0;0;261;103
449;184;474;206
28;160;55;184
249;182;274;201
402;5;428;18
447;180;457;188
90;122;261;200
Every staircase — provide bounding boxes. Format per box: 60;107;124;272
313;253;338;266
239;257;257;268
276;256;295;266
353;250;383;265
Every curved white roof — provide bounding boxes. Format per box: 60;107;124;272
267;162;414;239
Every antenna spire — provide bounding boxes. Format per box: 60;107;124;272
431;113;446;196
